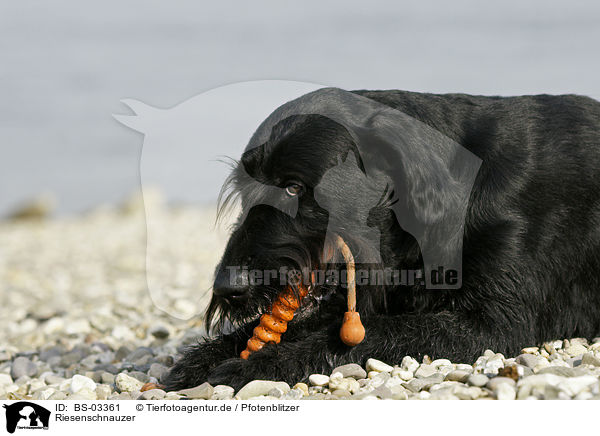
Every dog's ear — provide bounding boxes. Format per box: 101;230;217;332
355;108;482;288
359;110;476;225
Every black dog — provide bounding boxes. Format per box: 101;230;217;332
164;88;600;391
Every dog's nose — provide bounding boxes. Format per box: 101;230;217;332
213;267;249;300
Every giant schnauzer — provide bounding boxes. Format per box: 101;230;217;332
164;88;600;391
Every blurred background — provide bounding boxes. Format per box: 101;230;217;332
2;0;600;216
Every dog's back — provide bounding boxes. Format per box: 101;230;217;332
355;89;600;343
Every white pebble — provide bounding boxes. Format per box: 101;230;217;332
65;319;91;335
308;374;330;386
495;383;516;400
401;356;419;373
0;374;13;386
33;387;56;400
414;364;437;378
115;373;144;392
565;343;588;357
431;359;452;368
395;369;414;381
111;325;135;342
366;358;393;373
70;375;96;393
68;388;97;400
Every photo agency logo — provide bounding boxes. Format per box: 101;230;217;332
114;81;482;319
3;402;50;433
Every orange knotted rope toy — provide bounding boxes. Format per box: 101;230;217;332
240;235;365;359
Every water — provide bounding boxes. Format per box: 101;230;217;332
2;0;599;215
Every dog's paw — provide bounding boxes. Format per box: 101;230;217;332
162;357;210;391
206;358;253;391
163;341;232;391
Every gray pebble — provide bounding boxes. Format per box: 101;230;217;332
92;363;119;374
128;371;149;383
60;351;82;367
177;382;214;399
100;372;115;385
536;366;582;377
90;370;104;383
369;385;394;399
405;373;444;392
149;325;170;339
44;374;65;385
72;345;92;357
47;355;62;369
517;364;534;377
39;346;65;361
331;363;367;380
119;363;135;372
80;354;101;369
445;370;470;383
114;346;131;361
267;387;284;398
283;389;304;400
126;347;154;362
148;363;169;382
91;342;111;353
10;357;37;379
134;354;153;368
515;353;541;368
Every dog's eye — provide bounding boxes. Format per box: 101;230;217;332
285;182;304;197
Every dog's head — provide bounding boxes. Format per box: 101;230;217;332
205;88;482;331
206;113;393;330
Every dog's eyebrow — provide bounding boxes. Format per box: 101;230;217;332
216;162;299;225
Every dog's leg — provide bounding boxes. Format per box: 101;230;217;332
204;311;528;390
163;324;253;391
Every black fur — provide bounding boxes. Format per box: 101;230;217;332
164;90;600;391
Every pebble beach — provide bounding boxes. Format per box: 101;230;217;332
2;194;600;401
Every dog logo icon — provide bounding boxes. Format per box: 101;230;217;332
314;152;392;264
3;402;50;433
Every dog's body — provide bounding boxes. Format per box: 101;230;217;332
165;89;600;391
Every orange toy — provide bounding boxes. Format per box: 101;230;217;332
240;236;365;359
